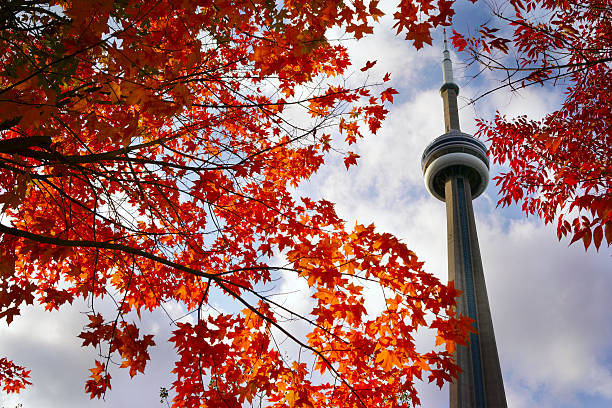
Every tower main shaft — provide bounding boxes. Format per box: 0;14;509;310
421;32;507;408
445;174;506;407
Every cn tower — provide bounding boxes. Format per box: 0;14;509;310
421;32;507;407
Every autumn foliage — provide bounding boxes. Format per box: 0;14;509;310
0;0;471;407
0;357;30;394
451;0;612;250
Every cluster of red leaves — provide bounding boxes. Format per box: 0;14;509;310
452;0;612;250
0;357;31;394
0;0;468;407
166;223;474;408
78;313;156;382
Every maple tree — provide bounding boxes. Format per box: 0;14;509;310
451;0;612;250
0;0;474;407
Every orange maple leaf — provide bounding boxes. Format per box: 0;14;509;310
381;87;399;103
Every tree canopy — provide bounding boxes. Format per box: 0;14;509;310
452;0;611;250
0;0;469;406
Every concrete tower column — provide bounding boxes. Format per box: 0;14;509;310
421;30;507;408
445;173;506;408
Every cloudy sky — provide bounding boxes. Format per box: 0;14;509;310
2;1;611;408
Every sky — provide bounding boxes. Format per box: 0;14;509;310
1;1;611;408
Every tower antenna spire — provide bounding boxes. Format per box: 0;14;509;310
442;28;454;85
440;28;460;132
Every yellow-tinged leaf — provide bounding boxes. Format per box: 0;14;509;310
174;285;188;299
286;390;296;405
415;358;430;372
375;348;400;371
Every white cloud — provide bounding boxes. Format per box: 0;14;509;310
0;299;183;408
480;217;612;406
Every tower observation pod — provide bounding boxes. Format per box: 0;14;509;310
421;32;508;408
